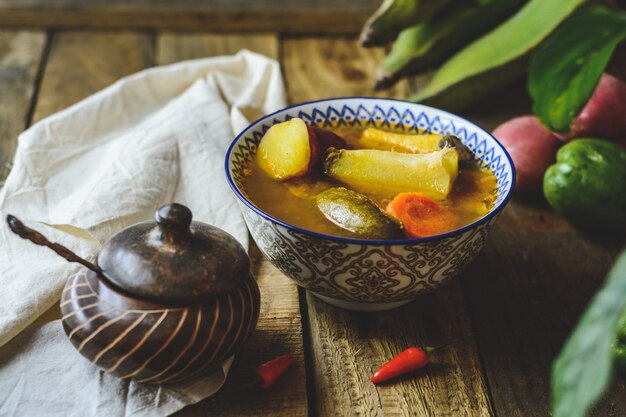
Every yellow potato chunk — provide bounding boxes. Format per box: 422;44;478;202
257;118;311;180
360;127;444;153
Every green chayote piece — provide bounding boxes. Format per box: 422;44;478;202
543;139;626;233
314;187;403;240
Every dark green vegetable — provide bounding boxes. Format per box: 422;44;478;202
314;187;403;239
360;0;452;47
552;249;626;417
614;313;626;372
375;0;525;90
409;0;587;110
543;139;626;233
529;5;626;133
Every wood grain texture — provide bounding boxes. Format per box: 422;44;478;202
157;33;278;65
0;30;46;183
0;0;377;33
461;201;626;417
283;36;493;417
306;287;493;417
157;33;307;417
32;31;153;122
282;37;411;105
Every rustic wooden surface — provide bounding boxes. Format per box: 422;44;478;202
0;30;45;184
32;31;153;122
156;33;279;65
1;26;626;417
461;202;626;417
283;37;412;103
0;0;378;32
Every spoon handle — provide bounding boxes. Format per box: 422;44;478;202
6;214;103;275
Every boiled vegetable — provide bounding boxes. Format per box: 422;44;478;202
257;118;313;180
314;187;403;239
528;5;626;135
257;118;346;181
386;192;457;238
453;170;497;217
244;124;496;239
491;115;561;194
374;0;525;90
308;125;348;153
359;128;473;161
543;139;626;233
359;0;451;47
323;147;458;200
360;127;442;153
410;0;587;110
553;74;626;144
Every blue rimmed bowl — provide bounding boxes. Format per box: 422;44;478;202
225;98;515;311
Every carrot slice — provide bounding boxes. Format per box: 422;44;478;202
386;193;457;238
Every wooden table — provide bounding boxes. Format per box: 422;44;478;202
2;3;626;416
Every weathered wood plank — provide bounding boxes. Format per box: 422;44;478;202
157;33;278;65
283;37;411;103
0;30;46;183
157;33;308;417
306;287;493;417
32;31;153;122
460;199;626;416
282;36;494;417
0;0;377;33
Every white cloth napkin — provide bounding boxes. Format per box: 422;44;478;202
0;50;286;416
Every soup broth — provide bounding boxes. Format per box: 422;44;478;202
242;125;497;239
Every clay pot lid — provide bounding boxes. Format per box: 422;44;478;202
97;203;249;304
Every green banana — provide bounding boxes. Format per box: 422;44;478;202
409;0;588;110
360;0;453;47
374;0;526;90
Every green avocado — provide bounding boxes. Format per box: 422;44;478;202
314;187;403;240
543;139;626;233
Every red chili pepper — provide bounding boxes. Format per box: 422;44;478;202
371;346;434;384
255;354;296;389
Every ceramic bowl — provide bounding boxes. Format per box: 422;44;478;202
225;98;515;311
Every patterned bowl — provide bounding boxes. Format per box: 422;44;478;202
225;98;515;311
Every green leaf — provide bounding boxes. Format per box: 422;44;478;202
552;249;626;417
410;0;588;108
529;5;626;133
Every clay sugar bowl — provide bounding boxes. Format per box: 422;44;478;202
7;203;260;384
225;97;515;312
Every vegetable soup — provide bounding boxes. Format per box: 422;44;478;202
242;119;497;240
